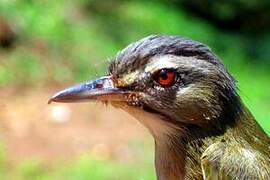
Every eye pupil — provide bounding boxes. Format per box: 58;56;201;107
160;70;168;79
154;69;176;87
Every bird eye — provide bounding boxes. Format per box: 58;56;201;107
154;69;176;87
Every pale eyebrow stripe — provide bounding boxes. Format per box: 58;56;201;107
145;55;177;73
145;55;214;74
117;55;214;86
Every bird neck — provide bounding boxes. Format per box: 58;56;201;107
154;103;269;180
154;137;186;180
122;95;268;179
154;127;223;180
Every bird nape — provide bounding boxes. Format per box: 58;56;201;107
49;35;270;180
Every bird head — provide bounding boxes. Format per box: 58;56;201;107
49;35;241;139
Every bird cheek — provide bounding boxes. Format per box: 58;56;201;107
173;100;215;124
178;109;206;123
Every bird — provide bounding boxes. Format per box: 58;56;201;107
49;35;270;180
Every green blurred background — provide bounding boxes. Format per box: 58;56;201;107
0;0;269;179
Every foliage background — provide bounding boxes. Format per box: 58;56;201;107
0;0;269;179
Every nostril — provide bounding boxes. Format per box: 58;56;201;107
96;83;103;88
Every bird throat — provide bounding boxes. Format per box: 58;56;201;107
119;105;190;180
117;101;257;180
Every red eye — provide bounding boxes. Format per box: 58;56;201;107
154;69;176;87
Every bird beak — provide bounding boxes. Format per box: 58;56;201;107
48;76;131;104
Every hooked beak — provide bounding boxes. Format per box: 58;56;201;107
48;76;131;104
